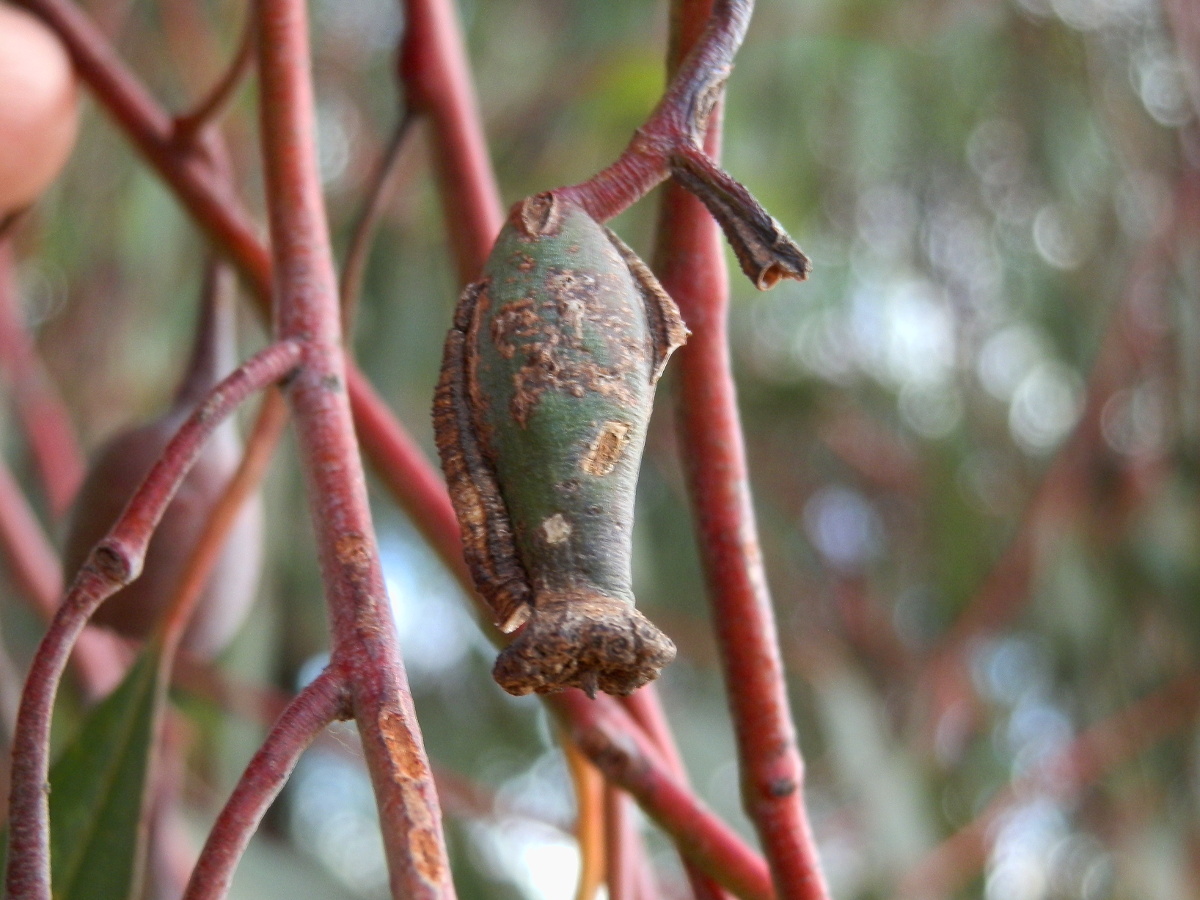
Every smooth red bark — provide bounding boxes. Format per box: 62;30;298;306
654;2;829;896
558;691;775;900
254;1;453;895
182;669;345;900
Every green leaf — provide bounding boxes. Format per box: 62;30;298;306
49;652;164;900
40;648;164;900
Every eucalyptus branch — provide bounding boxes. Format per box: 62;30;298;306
556;691;775;900
182;667;346;900
0;237;84;516
8;5;789;896
339;109;415;336
622;686;730;899
172;12;255;145
652;1;828;896
254;0;453;895
3;339;301;900
398;0;504;282
555;0;751;221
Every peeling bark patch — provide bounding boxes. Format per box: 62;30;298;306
377;710;447;886
334;532;370;573
583;421;632;475
541;513;572;544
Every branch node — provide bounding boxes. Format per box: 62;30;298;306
90;541;137;585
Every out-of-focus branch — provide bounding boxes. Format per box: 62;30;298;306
922;173;1195;743
564;738;606;900
0;455;126;697
339;110;415;336
557;691;775;900
899;671;1200;898
0;237;84;517
159;389;286;653
170;10;255;145
397;0;504;283
622;689;730;899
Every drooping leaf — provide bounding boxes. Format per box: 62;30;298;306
49;648;164;900
45;647;164;900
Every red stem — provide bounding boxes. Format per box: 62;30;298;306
0;456;126;698
558;692;774;900
0;238;85;517
557;0;751;222
3;339;299;900
172;12;255;144
622;690;730;900
0;459;60;622
655;2;829;897
339;110;414;334
398;0;504;283
254;1;453;896
603;786;638;900
182;668;346;900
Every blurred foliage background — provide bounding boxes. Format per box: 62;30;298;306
2;0;1199;897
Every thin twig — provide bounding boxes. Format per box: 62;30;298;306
159;388;286;653
172;13;255;145
556;0;751;223
182;668;347;900
622;690;730;900
398;0;504;283
564;737;606;900
3;338;300;900
0;237;85;516
557;692;775;900
339;110;415;337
